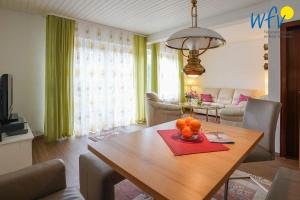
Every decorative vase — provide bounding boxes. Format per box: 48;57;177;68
186;97;192;104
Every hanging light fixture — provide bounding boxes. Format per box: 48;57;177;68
166;0;226;76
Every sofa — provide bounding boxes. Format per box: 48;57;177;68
145;92;182;127
194;88;261;125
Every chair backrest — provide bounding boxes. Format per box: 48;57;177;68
146;92;161;102
243;98;281;158
145;93;159;126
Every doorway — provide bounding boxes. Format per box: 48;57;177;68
281;20;300;158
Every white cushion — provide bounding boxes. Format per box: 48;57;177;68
217;88;235;105
232;89;256;105
202;88;220;102
202;102;224;107
238;101;248;107
225;104;241;109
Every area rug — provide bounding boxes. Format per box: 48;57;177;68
88;124;145;141
115;170;272;200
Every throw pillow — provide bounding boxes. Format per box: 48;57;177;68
236;94;250;105
200;94;213;102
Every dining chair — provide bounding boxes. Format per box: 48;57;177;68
242;98;281;162
224;98;281;199
0;159;84;200
265;167;300;200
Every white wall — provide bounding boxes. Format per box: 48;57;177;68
0;8;45;133
198;21;266;92
201;39;265;91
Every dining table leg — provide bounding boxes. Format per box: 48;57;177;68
206;108;208;122
216;108;218;122
224;179;229;200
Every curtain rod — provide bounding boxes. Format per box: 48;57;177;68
47;13;147;37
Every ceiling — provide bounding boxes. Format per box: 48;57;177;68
0;0;267;35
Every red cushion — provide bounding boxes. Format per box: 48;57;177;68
236;94;250;105
200;94;213;102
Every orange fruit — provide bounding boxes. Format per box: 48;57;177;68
182;126;193;138
190;119;201;132
185;116;193;126
176;119;186;130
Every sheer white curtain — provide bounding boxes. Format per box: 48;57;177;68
73;23;136;136
158;43;179;102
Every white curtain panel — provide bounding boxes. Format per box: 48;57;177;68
158;43;179;102
74;22;136;136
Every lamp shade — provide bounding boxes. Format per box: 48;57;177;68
166;27;225;50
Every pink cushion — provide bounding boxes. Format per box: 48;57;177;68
200;94;213;102
236;94;250;105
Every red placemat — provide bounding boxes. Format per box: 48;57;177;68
157;129;229;156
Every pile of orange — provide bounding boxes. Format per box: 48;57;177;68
176;117;201;139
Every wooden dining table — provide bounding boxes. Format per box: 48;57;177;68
88;121;263;200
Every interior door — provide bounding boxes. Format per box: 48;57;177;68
285;25;300;158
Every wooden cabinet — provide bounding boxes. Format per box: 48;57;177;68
0;123;34;175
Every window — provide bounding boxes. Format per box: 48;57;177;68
73;23;136;136
158;43;179;102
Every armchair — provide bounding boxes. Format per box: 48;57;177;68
145;92;182;127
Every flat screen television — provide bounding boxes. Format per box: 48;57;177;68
0;74;13;122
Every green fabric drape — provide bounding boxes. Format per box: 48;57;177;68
178;51;185;103
45;15;75;142
133;35;147;124
151;43;159;93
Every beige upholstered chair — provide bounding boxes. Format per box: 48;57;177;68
242;98;281;162
225;98;281;199
145;92;182;127
80;153;125;200
0;159;84;200
266;167;300;200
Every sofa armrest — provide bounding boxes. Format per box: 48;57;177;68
79;152;125;200
0;159;66;200
150;101;181;111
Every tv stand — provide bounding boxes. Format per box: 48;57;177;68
0;119;33;175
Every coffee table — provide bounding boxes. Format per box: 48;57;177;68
181;103;225;122
88;121;263;200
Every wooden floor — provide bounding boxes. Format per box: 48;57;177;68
33;136;89;187
33;116;299;187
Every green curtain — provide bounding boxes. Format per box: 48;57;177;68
133;35;147;124
151;43;159;93
45;15;75;142
178;51;185;103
